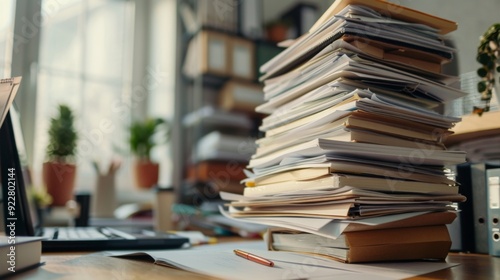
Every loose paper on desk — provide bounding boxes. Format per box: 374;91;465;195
106;240;458;280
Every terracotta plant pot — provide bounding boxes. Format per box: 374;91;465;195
266;24;288;43
133;160;159;189
43;161;76;206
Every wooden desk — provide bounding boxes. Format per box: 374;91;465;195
11;250;500;280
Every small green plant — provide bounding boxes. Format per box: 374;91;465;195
46;104;78;162
129;118;170;161
475;23;500;115
29;186;53;209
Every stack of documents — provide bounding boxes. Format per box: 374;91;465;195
222;0;467;263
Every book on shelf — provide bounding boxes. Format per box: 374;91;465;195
0;236;42;277
267;225;452;263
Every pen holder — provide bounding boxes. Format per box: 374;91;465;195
93;173;117;218
154;187;176;231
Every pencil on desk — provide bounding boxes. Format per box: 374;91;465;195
234;249;275;267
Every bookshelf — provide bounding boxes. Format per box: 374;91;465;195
173;0;296;208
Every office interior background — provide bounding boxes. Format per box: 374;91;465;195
1;0;500;208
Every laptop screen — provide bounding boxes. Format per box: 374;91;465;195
0;107;36;236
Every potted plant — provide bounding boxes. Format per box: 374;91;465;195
129;118;169;189
28;186;53;226
475;23;500;115
265;19;292;43
43;104;78;206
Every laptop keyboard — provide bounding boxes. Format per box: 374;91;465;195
41;227;124;240
56;227;109;240
37;227;190;251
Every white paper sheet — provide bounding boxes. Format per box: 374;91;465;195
107;241;458;280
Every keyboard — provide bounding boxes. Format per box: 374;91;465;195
38;226;190;252
40;226;167;240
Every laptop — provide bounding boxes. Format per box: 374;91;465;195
0;89;189;252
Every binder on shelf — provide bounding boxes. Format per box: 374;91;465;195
183;30;256;82
473;163;499;254
486;168;500;256
229;37;256;81
455;163;475;252
470;164;490;254
197;0;238;33
179;2;198;35
238;0;263;39
183;31;230;79
219;80;263;114
456;161;500;253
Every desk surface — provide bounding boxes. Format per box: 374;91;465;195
12;249;500;280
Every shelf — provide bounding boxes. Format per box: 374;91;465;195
182;73;230;88
445;110;500;146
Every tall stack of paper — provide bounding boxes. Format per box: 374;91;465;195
221;0;468;263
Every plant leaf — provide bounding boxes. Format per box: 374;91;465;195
477;67;488;77
473;106;485;116
478;52;491;65
478;81;487;92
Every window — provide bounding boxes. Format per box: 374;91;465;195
147;0;177;188
30;0;177;196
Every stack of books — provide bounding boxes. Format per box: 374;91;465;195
222;0;468;263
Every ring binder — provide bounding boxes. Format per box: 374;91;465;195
487;168;500;257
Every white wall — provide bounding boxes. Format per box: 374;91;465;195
392;0;500;75
262;0;330;24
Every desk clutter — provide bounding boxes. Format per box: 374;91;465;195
222;0;468;264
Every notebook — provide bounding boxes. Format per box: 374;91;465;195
0;80;189;252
